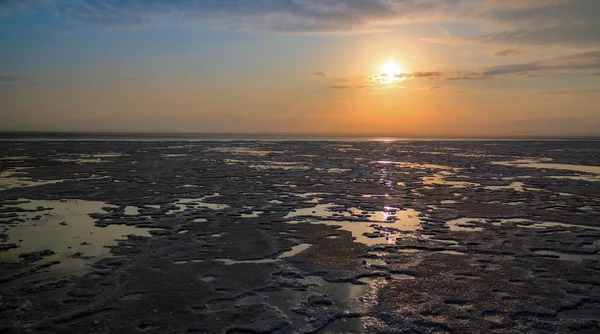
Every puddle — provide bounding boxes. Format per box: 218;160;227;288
174;259;205;265
550;175;600;182
484;182;527;192
0;167;65;190
422;174;479;188
214;258;276;265
286;205;421;233
201;275;217;282
516;221;600;231
124;206;140;216
206;147;285;156
288;219;418;246
0;156;29;160
278;243;313;258
375;161;454;170
398;249;421;253
347;207;421;228
430;238;460;246
0;199;157;277
285;204;424;246
434;250;466;256
90;153;127;158
327;168;352;173
215;243;314;265
241;211;263;218
445;218;487;232
251;164;310;170
444;217;580;232
167;195;229;215
364;258;386;268
54;158;110;164
494;160;600;174
284;204;339;219
391;273;416;280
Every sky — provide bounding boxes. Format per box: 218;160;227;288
1;0;599;137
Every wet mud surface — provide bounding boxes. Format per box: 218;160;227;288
1;140;599;333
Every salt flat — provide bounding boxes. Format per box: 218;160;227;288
1;140;599;333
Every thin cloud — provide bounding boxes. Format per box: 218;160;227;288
312;72;327;77
1;0;595;53
0;0;592;48
531;89;600;96
473;0;600;47
481;50;600;76
443;51;600;79
410;71;443;79
494;49;522;57
36;0;466;32
324;50;600;89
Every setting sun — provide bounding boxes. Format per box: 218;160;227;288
380;61;403;77
377;60;405;84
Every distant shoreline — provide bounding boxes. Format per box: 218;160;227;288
0;131;599;141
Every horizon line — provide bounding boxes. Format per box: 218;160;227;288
0;131;599;141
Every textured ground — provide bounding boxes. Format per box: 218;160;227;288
0;140;599;333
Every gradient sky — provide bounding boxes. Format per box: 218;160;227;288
1;0;599;137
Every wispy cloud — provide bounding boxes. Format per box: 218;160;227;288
531;89;600;96
481;50;600;76
34;0;465;32
493;49;522;57
316;50;600;89
312;72;327;77
426;50;600;80
2;0;598;51
475;0;600;47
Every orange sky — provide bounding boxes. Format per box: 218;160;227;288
1;0;599;137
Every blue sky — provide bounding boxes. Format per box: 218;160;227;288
1;0;599;136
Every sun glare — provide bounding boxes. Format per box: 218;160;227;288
381;61;402;77
378;61;405;84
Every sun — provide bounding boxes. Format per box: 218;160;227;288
377;61;405;84
380;61;403;77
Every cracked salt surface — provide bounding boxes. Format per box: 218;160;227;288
236;275;375;333
2;140;600;333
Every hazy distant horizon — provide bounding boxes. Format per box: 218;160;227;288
1;131;599;141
